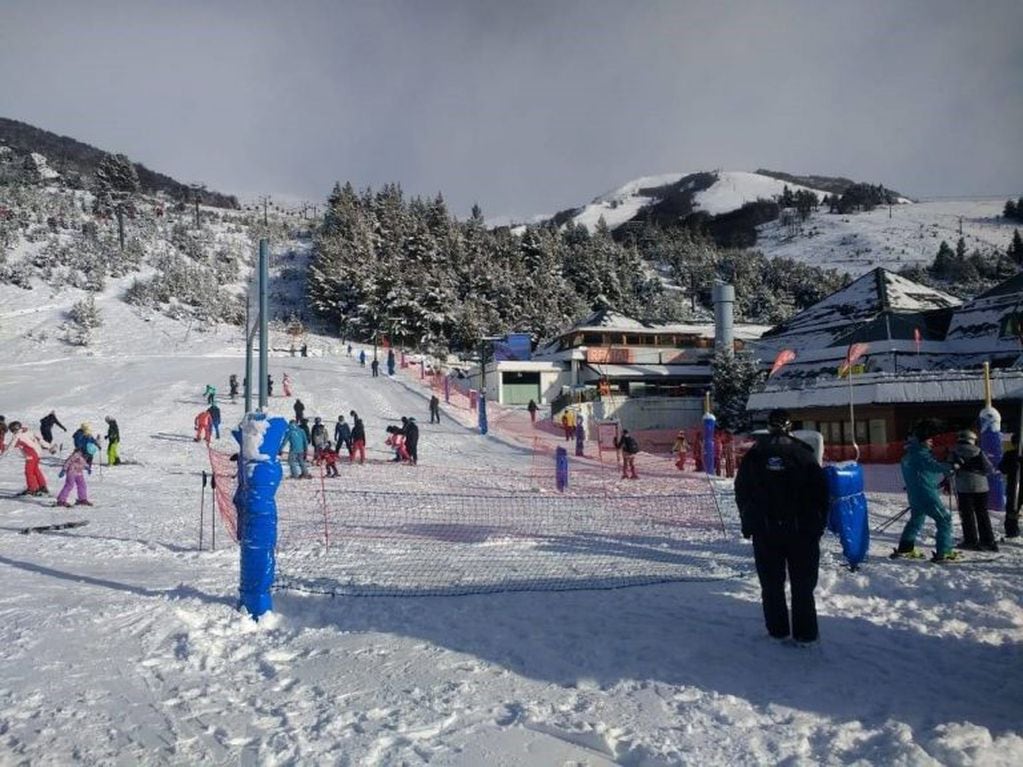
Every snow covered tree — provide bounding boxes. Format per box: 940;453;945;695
92;153;139;250
711;348;763;432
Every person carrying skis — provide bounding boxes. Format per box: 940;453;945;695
194;410;213;444
349;410;366;464
228;374;239;402
55;447;92;507
951;429;998;552
39;410;67;445
334;415;352;454
208;403;222;440
527;399;538;425
735;408;829;645
105;415;121;466
282;373;293;397
282;420;311;479
7;421;53;495
893;418;958;562
614;429;640;479
311;417;328;463
429;395;441;424
294;399;305;423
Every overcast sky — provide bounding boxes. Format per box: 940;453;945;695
1;0;1020;219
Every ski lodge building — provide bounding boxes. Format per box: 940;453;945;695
748;267;1023;451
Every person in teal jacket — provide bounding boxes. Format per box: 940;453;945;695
895;419;957;560
282;420;311;479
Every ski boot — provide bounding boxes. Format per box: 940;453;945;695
890;546;925;560
931;550;961;563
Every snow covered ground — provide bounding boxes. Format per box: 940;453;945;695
1;289;1022;764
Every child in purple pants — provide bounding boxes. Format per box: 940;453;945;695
56;448;93;507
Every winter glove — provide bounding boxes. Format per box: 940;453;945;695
58;470;65;478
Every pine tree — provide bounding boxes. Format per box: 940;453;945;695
1010;229;1023;266
92;153;139;250
711;349;762;432
1005;199;1018;221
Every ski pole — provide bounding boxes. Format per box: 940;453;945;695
199;470;207;550
875;505;911;533
210;473;216;551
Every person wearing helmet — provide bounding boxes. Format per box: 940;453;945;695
55;446;92;507
950;429;998;552
894;418;958;561
105;415;121;465
735;408;829;644
311;417;328;463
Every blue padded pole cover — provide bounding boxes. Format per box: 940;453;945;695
234;413;288;620
702;411;716;476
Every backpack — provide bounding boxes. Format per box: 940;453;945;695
622;435;639;454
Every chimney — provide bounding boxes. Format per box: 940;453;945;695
713;281;735;355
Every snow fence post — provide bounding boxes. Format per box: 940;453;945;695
478;392;488;435
556;446;569;492
443;375;450;404
702;410;716;477
234;412;288;620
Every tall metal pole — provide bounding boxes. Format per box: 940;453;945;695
244;294;253;413
258;239;269;410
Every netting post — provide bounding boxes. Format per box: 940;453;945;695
556;446;568;492
235;412;288;620
479;392;488;435
444;375;450;404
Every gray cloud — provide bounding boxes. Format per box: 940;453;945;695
1;0;1020;218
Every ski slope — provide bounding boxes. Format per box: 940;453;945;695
1;301;1022;764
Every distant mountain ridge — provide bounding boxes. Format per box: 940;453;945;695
0;116;239;209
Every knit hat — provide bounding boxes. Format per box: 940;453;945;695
767;409;791;432
957;429;978;444
80;422;91;433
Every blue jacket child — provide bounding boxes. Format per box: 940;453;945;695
283;420;311;479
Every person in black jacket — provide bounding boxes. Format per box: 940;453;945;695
39;411;67;445
735;408;829;644
402;416;419;465
104;415;121;465
998;433;1022;539
349;410;366;464
294;399;305;423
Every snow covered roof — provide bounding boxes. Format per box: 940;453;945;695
583;363;713;379
558;308;767;340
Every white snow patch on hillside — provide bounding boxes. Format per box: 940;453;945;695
693;171;830;216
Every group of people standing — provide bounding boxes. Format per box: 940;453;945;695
1;410;121;507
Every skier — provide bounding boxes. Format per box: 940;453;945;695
194;409;213;444
322;444;340;477
614;429;640;480
672;431;689;471
527;399;538;425
228;374;239;402
403;416;419;465
39;410;67;446
735;408;829;644
72;423;100;465
294;398;305;423
385;425;410;462
371;358;379;377
334;415;352;454
998;433;1022;539
311;417;328;463
893;419;958;561
951;429;998;551
8;421;53;495
429;395;441;424
0;415;7;453
282;420;311;479
208;403;222;440
204;384;217;406
105;415;121;466
55;447;92;507
282;373;293;397
349;410;366;464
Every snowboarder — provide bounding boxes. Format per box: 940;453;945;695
104;415;121;466
951;429;998;551
429;395;441;424
229;373;239;401
735;408;829;645
8;421;53;495
403;416;419;465
349;410;366;464
371;358;379;377
282;373;293;397
55;447;92;507
998;433;1022;539
894;418;958;562
39;410;67;445
294;399;305;423
614;429;640;479
672;431;689;471
208;404;222;440
204;384;217;406
334;415;352;454
311;417;328;463
194;410;213;444
527;399;538;425
282;420;311;479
